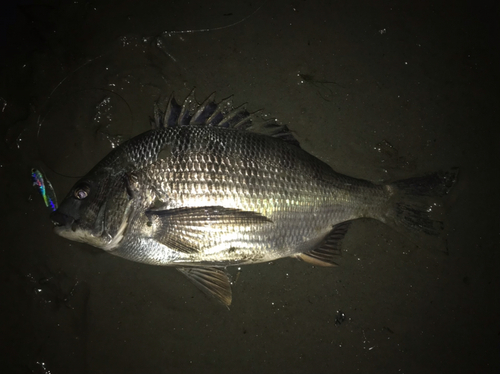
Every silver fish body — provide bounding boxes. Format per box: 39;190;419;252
51;91;458;305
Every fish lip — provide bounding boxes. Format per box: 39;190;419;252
50;210;75;228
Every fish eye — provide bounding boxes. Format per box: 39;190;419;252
74;184;90;200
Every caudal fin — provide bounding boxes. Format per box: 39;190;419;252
384;168;459;236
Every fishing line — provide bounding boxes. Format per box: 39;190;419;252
35;53;107;179
161;1;266;36
35;55;134;179
156;0;267;63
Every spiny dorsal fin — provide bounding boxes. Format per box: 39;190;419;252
152;89;300;146
177;89;199;126
191;92;217;125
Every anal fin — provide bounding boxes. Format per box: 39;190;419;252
296;221;352;267
177;266;232;307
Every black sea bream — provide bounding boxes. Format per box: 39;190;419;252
51;91;458;305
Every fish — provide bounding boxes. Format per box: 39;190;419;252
50;90;458;306
32;168;58;211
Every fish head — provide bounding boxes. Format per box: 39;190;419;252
51;168;133;251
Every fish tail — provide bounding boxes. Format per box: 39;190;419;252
383;168;459;236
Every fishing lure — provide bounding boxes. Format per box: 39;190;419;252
31;168;58;211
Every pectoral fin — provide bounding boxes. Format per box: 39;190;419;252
296;221;352;267
146;206;272;254
177;266;232;307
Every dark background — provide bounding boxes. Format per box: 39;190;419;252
1;0;499;373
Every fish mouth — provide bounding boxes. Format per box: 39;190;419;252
50;210;87;242
50;210;75;228
50;209;107;248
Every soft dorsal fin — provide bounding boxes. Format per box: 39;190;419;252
151;89;300;146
